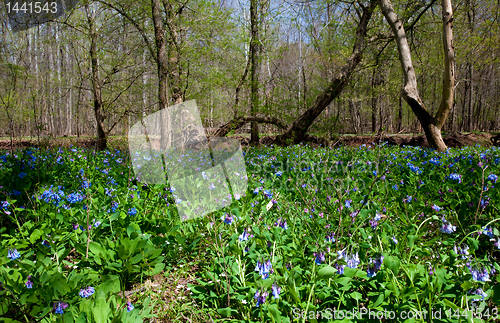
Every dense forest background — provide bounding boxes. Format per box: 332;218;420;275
1;0;499;143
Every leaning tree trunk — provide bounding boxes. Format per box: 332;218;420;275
379;0;454;152
275;0;377;145
86;4;107;151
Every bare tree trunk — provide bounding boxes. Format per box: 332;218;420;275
379;0;454;152
151;0;171;150
85;4;107;150
275;1;377;144
371;69;378;132
468;63;474;131
249;0;260;145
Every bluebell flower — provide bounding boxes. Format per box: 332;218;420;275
239;229;250;241
449;173;462;183
109;201;119;213
440;223;456;234
470;288;487;302
276;171;282;177
367;255;384;278
274;218;287;230
467;263;490;282
25;276;33;289
345;252;360;269
482;226;494;238
81;180;91;189
221;213;234;225
314;252;325;265
7;248;20;260
391;236;398;244
53;302;68;314
345;199;352;208
254;288;268;307
494;238;500;250
128;208;138;216
127;301;134;312
407;163;422;174
431;204;441;212
487;174;498;183
79;286;95;298
392;184;398;191
67;192;85;204
480;197;490;209
271;283;281;299
255;260;272;279
453;244;469;259
334;262;345;275
41;240;50;247
263;190;273;199
325;232;335;243
18;172;27;178
1;201;9;210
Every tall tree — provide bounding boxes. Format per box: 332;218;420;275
249;0;261;145
379;0;455;151
275;0;377;144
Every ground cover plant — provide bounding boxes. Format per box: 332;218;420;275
1;143;499;322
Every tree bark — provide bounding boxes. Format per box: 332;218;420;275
85;4;107;151
379;0;454;152
249;0;260;145
151;0;171;150
213;115;286;137
275;0;377;145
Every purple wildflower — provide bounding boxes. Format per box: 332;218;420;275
79;286;95;298
53;302;69;314
127;301;134;312
271;283;281;299
25;275;33;289
254;288;268;307
313;252;325;265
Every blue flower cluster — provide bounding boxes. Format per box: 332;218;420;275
79;286;95;298
254;288;269;307
255;260;272;279
313;251;325;265
367;255;384;277
274;218;287;230
7;248;20;260
66;192;85;204
467;264;490;282
39;186;65;205
449;173;462;183
440;217;457;234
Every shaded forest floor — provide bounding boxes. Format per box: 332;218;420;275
0;132;497;151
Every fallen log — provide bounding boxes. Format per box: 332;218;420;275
213;115;286;137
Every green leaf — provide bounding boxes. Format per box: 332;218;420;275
92;289;110;323
217;307;235;317
467;237;478;251
99;275;120;294
407;235;417;248
29;229;43;244
316;266;336;281
384;256;401;275
461;281;474;291
268;303;282;323
443;299;459;310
